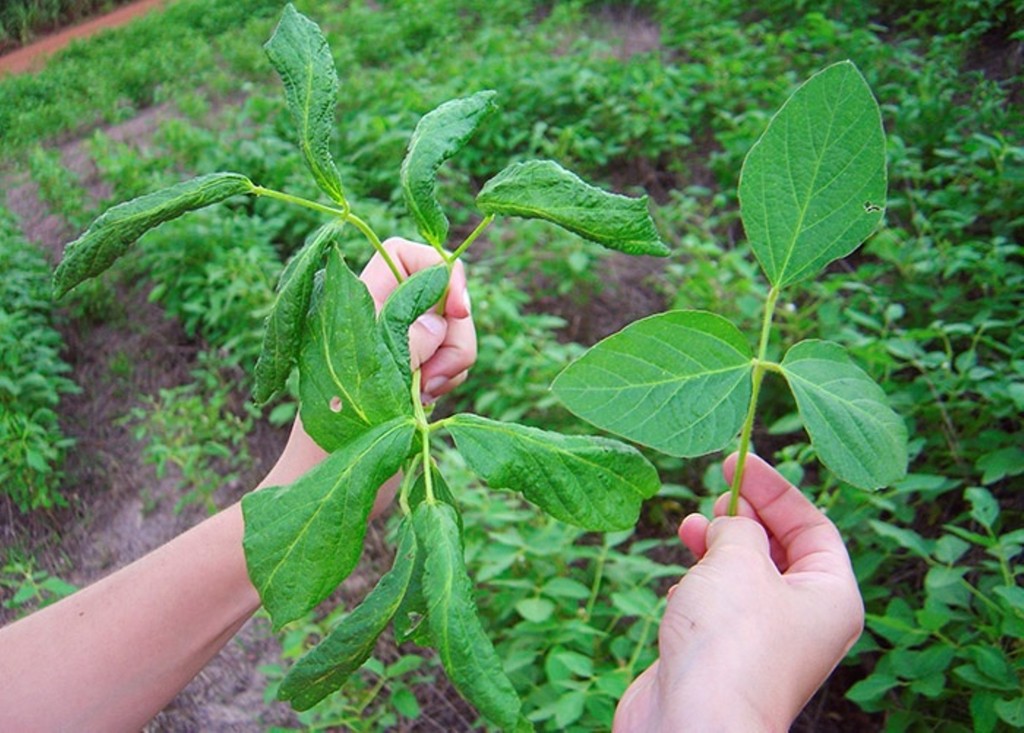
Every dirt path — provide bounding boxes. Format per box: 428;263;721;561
0;0;170;76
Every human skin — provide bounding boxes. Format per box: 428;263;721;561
0;239;475;733
613;453;865;732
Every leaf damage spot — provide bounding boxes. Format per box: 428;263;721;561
329;396;343;413
863;200;882;213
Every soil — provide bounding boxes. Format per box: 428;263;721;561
0;0;170;76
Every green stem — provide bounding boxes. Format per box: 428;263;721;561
583;537;610;622
451;214;495;261
397;454;422;517
728;286;780;516
345;211;403;283
410;370;435;504
250;184;348;219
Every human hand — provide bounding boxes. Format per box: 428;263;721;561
260;238;476;498
614;453;864;732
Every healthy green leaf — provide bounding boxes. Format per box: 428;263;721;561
253;222;337;404
378;264;450;388
242;417;414;629
445;413;660;530
277;518;418;710
780;340;907;489
738;60;886;288
299;247;411;452
414;501;526;731
401;91;498;246
53;172;252;297
476;160;668;256
265;4;346;204
552;310;753;457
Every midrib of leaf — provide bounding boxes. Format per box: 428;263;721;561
774;70;867;284
490;199;649;249
318;309;371;425
256;419;412;594
459;419;649;502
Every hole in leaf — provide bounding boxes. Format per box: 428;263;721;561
329;396;343;413
863;200;882;213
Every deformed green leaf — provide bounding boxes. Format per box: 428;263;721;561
265;3;346;204
278;518;418;710
242;417;415;629
53;172;252;297
552;310;753;457
378;264;450;388
299;247;411;452
445;414;660;530
414;501;526;731
253;222;337;404
476;160;668;256
395;465;461;644
780;340;907;489
739;60;886;288
401;91;498;246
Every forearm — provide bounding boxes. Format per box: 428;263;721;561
0;502;259;733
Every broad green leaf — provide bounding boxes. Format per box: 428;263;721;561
277;518;418;710
253;222;337;404
781;340;907;489
738;61;886;288
414;502;526;731
401;91;498;246
378;264;450;388
299;247;411;452
445;414;660;530
265;4;345;204
552;310;753;457
476;160;668;256
242;417;414;628
53;172;252;297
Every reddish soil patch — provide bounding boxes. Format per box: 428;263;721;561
0;0;170;76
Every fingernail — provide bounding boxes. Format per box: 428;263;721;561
417;313;445;336
425;376;447;395
462;288;472;314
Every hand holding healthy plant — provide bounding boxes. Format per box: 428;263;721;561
53;5;666;729
552;61;908;511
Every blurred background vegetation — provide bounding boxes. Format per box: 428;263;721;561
0;0;1021;730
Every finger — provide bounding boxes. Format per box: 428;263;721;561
362;238;450;310
704;516;771;559
677;512;710;559
443;259;470;319
408;313;448;370
420;314;477;399
722;452;850;576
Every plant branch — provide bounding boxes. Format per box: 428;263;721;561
249;184;348;219
728;286;780;516
345;212;404;283
451;214;495;262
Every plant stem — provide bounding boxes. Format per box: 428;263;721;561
345;211;404;283
411;370;435;504
249;184;347;219
728;286;780;516
583;536;610;622
451;214;494;262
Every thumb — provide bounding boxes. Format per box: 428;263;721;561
703;516;772;562
409;312;447;370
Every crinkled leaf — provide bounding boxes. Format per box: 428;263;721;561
278;518;418;710
476;160;668;256
265;4;345;203
445;414;660;530
394;465;461;644
253;223;337;404
414;502;526;731
242;417;415;629
53;173;252;297
552;310;753;457
299;247;411;452
780;340;907;489
378;264;450;388
739;60;886;288
401;91;498;246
